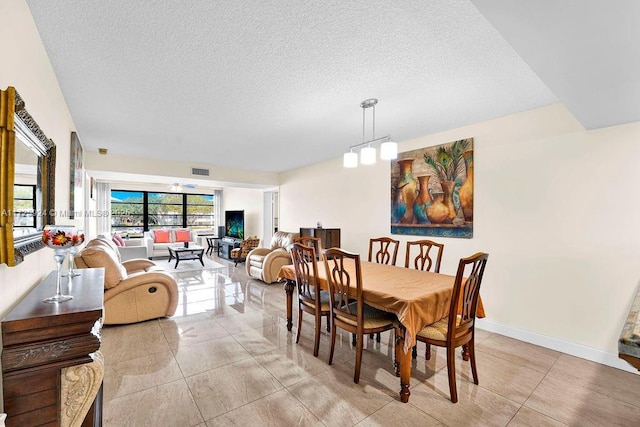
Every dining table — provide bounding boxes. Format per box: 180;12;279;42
278;260;485;403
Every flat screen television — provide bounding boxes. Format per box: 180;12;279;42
224;210;244;240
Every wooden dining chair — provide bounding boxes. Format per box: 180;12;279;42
368;237;400;343
298;236;329;332
404;239;444;272
405;239;445;357
415;252;489;403
290;242;330;357
324;248;396;383
368;237;400;266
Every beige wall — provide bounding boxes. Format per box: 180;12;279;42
0;0;79;317
85;151;279;188
222;187;264;242
280;104;640;372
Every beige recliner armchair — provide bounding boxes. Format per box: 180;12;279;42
75;236;178;325
246;231;299;284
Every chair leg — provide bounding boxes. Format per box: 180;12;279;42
352;333;356;346
469;339;478;385
313;313;321;357
446;346;458;403
412;344;417;359
326;314;330;332
354;332;364;384
329;321;337;365
425;343;432;360
376;332;381;342
295;308;303;344
369;333;374;341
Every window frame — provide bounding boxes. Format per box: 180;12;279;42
110;189;215;233
13;183;36;229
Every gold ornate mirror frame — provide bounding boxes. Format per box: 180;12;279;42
0;86;56;266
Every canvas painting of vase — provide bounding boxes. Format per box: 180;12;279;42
390;138;473;238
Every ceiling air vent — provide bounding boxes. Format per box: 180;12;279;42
191;167;210;177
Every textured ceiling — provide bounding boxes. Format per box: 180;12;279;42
471;0;640;131
23;1;628;174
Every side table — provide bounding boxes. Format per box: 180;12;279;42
1;268;105;426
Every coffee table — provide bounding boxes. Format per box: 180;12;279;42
167;244;205;268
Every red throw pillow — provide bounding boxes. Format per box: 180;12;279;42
112;234;125;247
174;229;191;243
153;230;170;243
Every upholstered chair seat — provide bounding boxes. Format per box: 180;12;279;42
245;231;300;284
230;237;260;266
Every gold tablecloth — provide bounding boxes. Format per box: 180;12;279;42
279;260;485;353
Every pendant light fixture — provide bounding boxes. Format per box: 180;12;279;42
343;98;397;168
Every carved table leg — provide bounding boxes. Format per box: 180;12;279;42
395;326;412;403
284;279;295;331
462;344;469;361
60;351;104;427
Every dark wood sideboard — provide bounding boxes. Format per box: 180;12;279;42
1;268;105;426
299;227;341;251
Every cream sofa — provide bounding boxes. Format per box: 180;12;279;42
98;233;148;261
75;236;178;325
143;229;198;259
246;231;299;284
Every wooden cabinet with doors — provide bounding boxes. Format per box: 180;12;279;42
299;227;341;251
1;269;105;426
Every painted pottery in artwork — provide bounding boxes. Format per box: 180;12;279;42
413;175;433;224
459;150;474;223
392;189;406;223
426;191;449;224
440;181;458;224
394;158;418;224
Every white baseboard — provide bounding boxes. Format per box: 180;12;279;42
475;319;639;375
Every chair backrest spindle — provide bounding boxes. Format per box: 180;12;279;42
368;237;400;266
291;243;320;305
448;252;489;340
324;248;363;325
404;239;444;272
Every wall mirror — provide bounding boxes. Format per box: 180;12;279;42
0;86;56;266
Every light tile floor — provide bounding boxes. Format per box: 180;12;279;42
101;255;640;426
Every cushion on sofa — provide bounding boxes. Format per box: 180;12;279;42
153;230;171;243
112;234;126;247
79;246;127;289
174;229;191;242
270;231;298;250
89;236;123;263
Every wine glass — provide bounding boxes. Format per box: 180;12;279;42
62;234;83;277
41;225;84;303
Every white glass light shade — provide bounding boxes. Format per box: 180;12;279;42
380;141;398;160
343;152;358;168
360;146;376;165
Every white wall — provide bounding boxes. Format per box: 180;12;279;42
85;151;279;188
222;188;264;242
0;0;79;317
280;103;640;373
